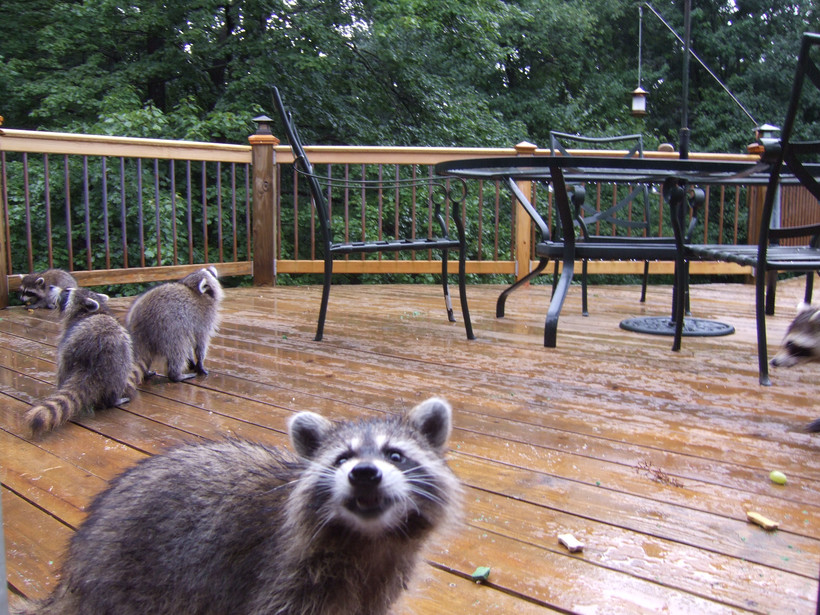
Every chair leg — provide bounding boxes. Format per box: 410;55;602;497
581;259;589;317
440;249;456;322
497;259;549;318
765;269;778;316
672;257;689;352
545;257;573;347
804;271;816;304
457;245;475;340
315;256;333;341
640;261;649;303
756;267;772;386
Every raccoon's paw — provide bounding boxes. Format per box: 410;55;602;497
168;371;197;383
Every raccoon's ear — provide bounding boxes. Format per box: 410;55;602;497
83;297;101;312
198;275;222;297
407;397;452;452
207;266;219;279
35;276;47;289
289;412;333;459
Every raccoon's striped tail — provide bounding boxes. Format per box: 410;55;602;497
25;387;85;436
806;418;820;433
129;356;154;388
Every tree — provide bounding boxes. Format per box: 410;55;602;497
1;0;818;151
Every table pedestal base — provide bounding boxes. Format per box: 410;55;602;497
619;316;734;337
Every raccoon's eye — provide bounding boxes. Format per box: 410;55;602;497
787;341;812;357
386;450;405;464
334;453;351;467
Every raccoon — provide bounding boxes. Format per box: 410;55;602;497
770;302;820;368
18;268;78;309
13;397;461;615
126;266;223;382
24;288;136;436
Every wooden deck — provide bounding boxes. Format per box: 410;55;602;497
2;278;819;614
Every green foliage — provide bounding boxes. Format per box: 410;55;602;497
2;0;818;150
2;0;818;288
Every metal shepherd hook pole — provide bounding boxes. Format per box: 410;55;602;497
679;0;692;159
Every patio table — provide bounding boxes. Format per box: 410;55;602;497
434;154;773;347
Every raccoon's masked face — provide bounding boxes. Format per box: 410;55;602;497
18;275;48;305
288;398;457;538
771;304;820;368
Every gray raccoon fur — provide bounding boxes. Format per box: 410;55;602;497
126;266;223;382
14;397;461;615
770;302;820;368
770;303;820;432
24;288;136;436
18;269;78;309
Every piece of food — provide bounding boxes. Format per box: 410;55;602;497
470;566;491;583
769;470;787;485
558;533;584;552
746;511;779;530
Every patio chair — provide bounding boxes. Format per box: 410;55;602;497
498;132;686;321
272;87;474;342
548;132;672;316
670;32;820;386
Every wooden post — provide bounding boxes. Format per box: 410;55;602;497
514;141;537;282
0;124;9;308
249;117;280;286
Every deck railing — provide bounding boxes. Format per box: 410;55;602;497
1;126;804;308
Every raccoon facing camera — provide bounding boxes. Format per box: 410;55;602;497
12;397;462;615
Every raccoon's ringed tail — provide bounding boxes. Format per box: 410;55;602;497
25;388;83;436
129;359;151;387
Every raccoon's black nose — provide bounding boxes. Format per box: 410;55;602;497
349;462;382;486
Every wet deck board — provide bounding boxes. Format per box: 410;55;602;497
2;278;819;614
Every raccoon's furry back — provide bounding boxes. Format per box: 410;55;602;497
17;397;461;615
127;266;223;382
24;289;135;436
14;440;300;615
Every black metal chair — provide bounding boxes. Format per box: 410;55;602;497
671;32;820;385
497;171;691;347
272;87;474;342
548;132;657;316
497;133;687;324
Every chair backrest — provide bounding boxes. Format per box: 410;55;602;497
272;87;333;246
779;33;820;198
763;32;820;247
549;132;644;159
549;132;651;239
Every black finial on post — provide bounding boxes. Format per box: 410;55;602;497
253;115;273;136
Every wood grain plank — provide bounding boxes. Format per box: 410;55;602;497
2;280;818;614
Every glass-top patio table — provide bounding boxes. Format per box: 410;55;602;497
434;154;774;347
